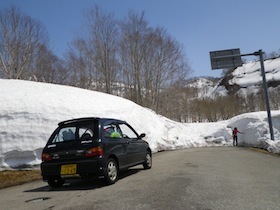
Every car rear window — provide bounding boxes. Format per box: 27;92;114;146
49;125;95;144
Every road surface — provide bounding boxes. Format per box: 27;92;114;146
0;147;279;209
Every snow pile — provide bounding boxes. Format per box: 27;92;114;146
0;79;279;170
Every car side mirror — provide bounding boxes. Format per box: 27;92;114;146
139;133;146;139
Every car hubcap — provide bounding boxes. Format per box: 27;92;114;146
146;154;152;167
108;161;117;181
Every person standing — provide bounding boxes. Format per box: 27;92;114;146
232;127;242;146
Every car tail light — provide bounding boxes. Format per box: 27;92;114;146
42;153;52;161
85;147;103;157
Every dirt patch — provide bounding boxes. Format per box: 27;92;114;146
0;170;41;189
246;147;280;157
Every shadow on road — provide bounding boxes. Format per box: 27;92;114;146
24;168;142;192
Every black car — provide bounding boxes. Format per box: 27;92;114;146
41;117;152;187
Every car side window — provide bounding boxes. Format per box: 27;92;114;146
119;124;138;139
103;123;122;138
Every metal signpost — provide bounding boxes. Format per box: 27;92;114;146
209;48;274;140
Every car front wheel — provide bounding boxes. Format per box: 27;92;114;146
143;151;152;169
103;158;118;185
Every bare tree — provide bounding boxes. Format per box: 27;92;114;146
33;43;67;84
64;8;192;121
119;11;150;105
146;28;189;111
270;86;280;110
119;11;190;109
0;5;48;79
65;5;120;93
65;38;95;89
85;5;119;93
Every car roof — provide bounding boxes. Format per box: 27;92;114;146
58;117;126;126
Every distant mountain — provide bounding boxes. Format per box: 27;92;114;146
207;57;280;98
185;77;219;99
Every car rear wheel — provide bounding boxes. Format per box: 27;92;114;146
47;178;65;188
103;158;118;185
143;151;152;169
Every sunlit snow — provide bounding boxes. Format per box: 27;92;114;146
0;79;279;170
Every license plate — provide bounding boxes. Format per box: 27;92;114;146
60;164;77;175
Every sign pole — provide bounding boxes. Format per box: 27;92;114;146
258;49;274;140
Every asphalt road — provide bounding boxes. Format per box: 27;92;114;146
0;147;279;210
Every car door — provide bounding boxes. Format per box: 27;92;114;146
118;123;147;166
102;120;127;168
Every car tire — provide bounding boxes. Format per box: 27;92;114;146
143;151;152;169
103;158;118;185
47;178;65;188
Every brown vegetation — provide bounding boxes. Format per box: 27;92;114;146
0;170;41;189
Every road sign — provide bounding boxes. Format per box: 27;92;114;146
210;48;243;70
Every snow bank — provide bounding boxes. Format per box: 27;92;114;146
0;79;279;170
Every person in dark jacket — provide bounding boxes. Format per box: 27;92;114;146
232;127;242;146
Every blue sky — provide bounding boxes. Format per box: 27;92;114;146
1;0;280;78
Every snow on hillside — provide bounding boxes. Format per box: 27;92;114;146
186;77;216;98
209;57;280;97
230;57;280;87
187;78;214;89
0;79;280;170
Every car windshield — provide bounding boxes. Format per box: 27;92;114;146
49;125;95;144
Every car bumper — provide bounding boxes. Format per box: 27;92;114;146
41;158;105;180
